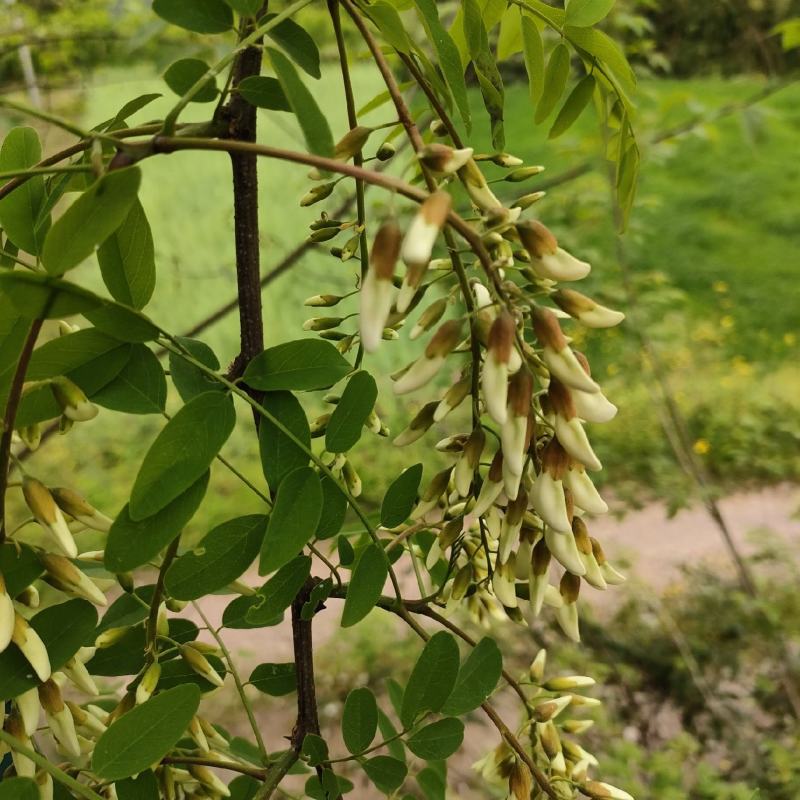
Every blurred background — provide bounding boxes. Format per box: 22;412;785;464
2;1;799;796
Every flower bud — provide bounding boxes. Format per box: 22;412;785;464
454;426;485;497
334;125;373;161
393;401;437;446
418;143;474;175
531;440;573;534
40;553;107;606
529;648;547;683
492;554;518;608
553;288;624;328
133;661;160;705
342;460;362;497
544;674;595;693
50;376;98;422
360;220;402;352
95;626;128;649
509;760;532;800
304;294;342;307
50;487;112;532
340;231;361;261
513;191;546;209
505;165;545;182
0;574;14;652
548;379;602;471
15;687;40;736
12;614;51;682
39;679;81;757
533;694;572;722
545;527;586;577
591;538;626;585
470;450;504;517
434;371;471;422
482;312;516;424
18;423;41;451
458;160;503;211
4;709;35;777
501;369;533;478
563;463;608;515
532;308;599;394
490;152;524;168
300;181;336;207
22;476;77;557
180;645;224;688
376;141;396;161
412;467;452;519
529;539;552;616
572;517;606;589
398;191;452;313
61;655;99;696
582;781;635;800
189;763;232;797
58;320;81;336
517;221;591;282
393;320;462;395
411;297;448;340
309;226;341;243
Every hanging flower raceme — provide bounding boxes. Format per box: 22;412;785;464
516;220;591;282
360;220;402;352
397;190;451;312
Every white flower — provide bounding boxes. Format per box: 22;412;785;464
418;143;474;175
517;220;591;282
0;575;14;652
532;308;599;394
12;614;51;682
482;312;516;424
554;288;625;328
563;465;608;515
393;320;461;395
22;477;77;558
544;528;586;576
360;221;401;352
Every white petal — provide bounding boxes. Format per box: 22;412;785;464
601;562;627;585
577;305;625;328
454;454;474;497
500;415;527;477
531;473;572;533
532;248;591;282
471;478;504;517
580;552;607;590
554;416;602;471
545;528;586;576
572;387;618;423
401;217;438;269
481;357;508;425
0;588;13;651
360;273;395;353
16;687;41;736
555;601;581;642
563;467;608;515
393;355;443;395
502;459;523;501
528;572;549;616
543;346;600;394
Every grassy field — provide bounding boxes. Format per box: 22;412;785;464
7;66;798;520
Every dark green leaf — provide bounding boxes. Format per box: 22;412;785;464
535;42;571;124
93;344;167;414
315;474;347;539
258;391;310;491
441;637;503;715
341;543;387;628
0;270;101;319
0;599;97;701
363;756;408;794
264;14;321;79
365;3;412;53
417;765;446;800
115;771;159;800
306;771;353;800
301;733;329;766
105;472;209;572
400;632;460;727
549;74;596;138
87;626;146;677
377;710;405;762
97;199;155;309
152;0;233;33
163;58;218;102
267;48;334;158
223;593;283;629
259;468;321;574
565;0;615;28
412;0;471;130
92;685;201;780
103;94;162;132
26;328;126;380
325;370;376;453
84;302;160;343
237;76;290;111
225;0;261;15
407;718;464;760
249;662;297;696
0;127;48;254
0;778;38;800
42;167;141;276
337;535;354;567
96;587;153;634
247;555;311;624
168;336;224;402
244;339;350;391
229;775;260;800
130;392;234;520
165;515;266;600
381;464;423;528
0;543;42;596
342;687;378;754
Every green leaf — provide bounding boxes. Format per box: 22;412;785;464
363;755;408;794
158;653;226;692
96;199;156;309
462;0;483;60
565;25;636;102
0;127;48;254
93;344;167;414
165;514;267;600
412;0;471;130
105;472;209;572
163;58;218;102
258;391;310;491
406;718;464;760
342;687;378;754
325;370;376;453
26;328;124;381
130;392;235;520
259;467;321;574
247;555;311;624
377;709;405;762
400;632;460;727
223;593;283;629
92;684;201;781
0;269;101;319
315;474;347;539
0;599;97;701
0;543;42;596
0;778;38;800
244;339;350;392
237;76;290;111
103;94;163;132
302;733;329;767
381;464;423;528
249;662;297;696
417;765;446;800
152;0;233;33
535;42;571;124
365;2;412;53
168;336;224;402
441;637;503;715
565;0;615;28
229;775;260;800
267;48;334;158
115;771;159;800
225;0;261;15
549;74;596;138
341;543;388;628
84;301;160;343
42;167;141;276
497;6;524;60
264;14;321;79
